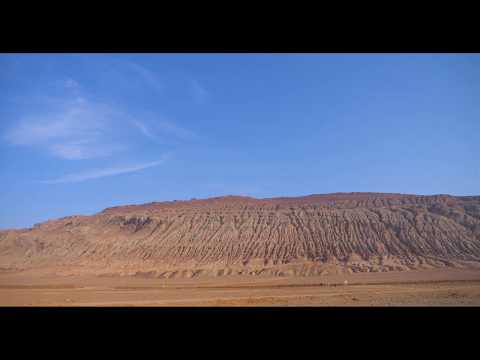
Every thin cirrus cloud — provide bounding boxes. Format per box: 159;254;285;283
49;141;123;160
124;62;209;105
5;76;198;159
38;155;170;184
132;120;160;141
157;119;198;139
63;78;81;91
132;118;198;142
4;94;124;160
4;76;197;188
123;61;164;94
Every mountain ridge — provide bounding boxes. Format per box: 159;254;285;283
1;192;480;278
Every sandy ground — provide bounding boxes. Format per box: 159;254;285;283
1;268;480;306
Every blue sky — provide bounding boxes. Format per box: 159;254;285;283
0;54;479;229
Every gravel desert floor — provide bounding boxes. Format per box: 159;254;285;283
1;268;480;306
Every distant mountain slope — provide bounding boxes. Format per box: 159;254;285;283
1;193;480;278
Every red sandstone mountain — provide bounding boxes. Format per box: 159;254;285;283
1;192;480;278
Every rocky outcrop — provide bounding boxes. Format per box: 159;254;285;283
1;193;480;277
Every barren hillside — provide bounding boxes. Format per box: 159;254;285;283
1;193;480;278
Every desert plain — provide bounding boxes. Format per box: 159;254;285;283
1;268;480;306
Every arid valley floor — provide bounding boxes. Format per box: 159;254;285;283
2;268;480;306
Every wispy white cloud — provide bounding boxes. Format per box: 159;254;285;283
132;120;160;141
125;61;163;94
4;91;124;160
39;155;170;184
4;76;197;169
157;119;198;139
63;78;81;91
132;117;197;141
190;80;209;104
49;141;124;160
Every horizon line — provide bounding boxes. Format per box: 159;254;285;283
1;191;479;232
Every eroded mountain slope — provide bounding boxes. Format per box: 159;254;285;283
1;193;480;277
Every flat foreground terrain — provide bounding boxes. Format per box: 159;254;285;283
1;269;480;306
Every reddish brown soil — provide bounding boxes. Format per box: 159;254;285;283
1;269;480;306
